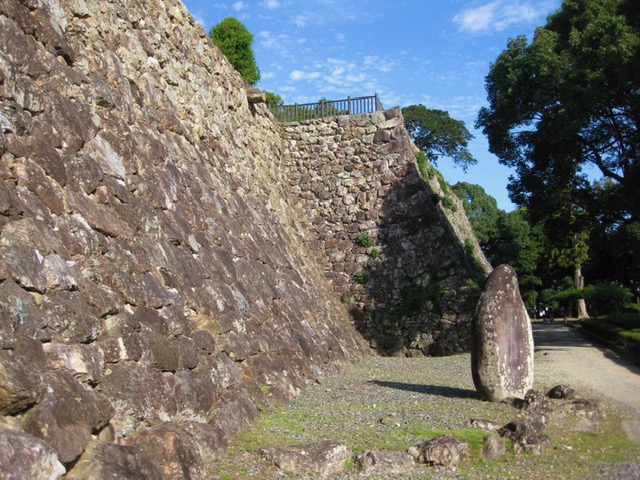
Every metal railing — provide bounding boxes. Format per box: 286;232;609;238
269;94;383;122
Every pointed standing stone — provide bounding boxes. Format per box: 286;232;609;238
471;264;534;402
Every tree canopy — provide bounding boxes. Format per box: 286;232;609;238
209;17;260;86
476;0;640;223
402;105;477;171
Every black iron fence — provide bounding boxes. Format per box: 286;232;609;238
269;94;383;122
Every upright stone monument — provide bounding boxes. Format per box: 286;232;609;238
471;264;534;402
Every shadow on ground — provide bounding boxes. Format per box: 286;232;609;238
533;323;593;353
369;380;478;400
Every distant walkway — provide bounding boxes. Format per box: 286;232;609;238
533;322;640;442
268;94;383;122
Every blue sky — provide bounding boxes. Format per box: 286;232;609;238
182;0;563;211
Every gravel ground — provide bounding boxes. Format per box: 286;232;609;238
210;325;640;479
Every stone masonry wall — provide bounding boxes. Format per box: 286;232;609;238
0;0;489;477
0;0;368;478
282;108;491;356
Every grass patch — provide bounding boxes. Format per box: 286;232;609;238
211;356;640;479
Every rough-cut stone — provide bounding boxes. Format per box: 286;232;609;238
260;440;351;478
409;434;470;467
43;342;104;384
97;362;176;437
482;432;507;459
0;422;65;480
21;370;114;463
547;384;577;400
126;422;204;480
65;440;163;480
0;0;484;475
355;449;416;476
471;264;534;402
498;416;550;454
0;335;46;415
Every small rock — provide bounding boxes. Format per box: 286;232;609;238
482;432;506;459
469;418;501;431
355;449;416;476
547;384;577;400
498;416;550;455
260;440;350;478
409;434;469;467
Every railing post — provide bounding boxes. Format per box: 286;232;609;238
347;96;351;115
295;103;298;121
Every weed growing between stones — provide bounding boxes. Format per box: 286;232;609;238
355;233;373;248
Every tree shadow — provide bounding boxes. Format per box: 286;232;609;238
369;380;479;400
532;323;593;353
533;322;640;375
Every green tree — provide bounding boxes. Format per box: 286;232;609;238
402;105;477;171
477;0;640;316
476;0;640;222
264;91;283;106
209;17;260;86
453;183;546;315
451;182;501;247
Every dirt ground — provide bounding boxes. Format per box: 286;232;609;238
533;321;640;443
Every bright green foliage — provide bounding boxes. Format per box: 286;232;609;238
209;17;260;85
451;182;501;246
477;0;640;222
453;183;547;314
402;105;477;171
264;90;283;106
355;233;372;248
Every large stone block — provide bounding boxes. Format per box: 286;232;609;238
0;335;45;415
22;370;114;463
65;440;163;480
0;423;65;480
471;264;534;402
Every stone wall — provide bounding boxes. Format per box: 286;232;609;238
282;109;491;355
0;0;490;477
0;0;367;477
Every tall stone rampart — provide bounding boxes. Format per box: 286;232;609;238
282;109;491;355
0;0;489;477
0;0;367;477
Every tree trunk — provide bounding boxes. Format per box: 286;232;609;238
574;266;589;319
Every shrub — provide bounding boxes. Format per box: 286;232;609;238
355;233;372;248
354;271;367;285
583;284;634;315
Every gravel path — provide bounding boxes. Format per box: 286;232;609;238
212;323;640;479
533;322;640;414
533;322;640;444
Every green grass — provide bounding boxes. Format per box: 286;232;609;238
210;356;640;478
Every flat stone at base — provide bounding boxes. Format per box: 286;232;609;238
260;440;350;478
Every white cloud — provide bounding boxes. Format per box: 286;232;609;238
290;70;321;81
232;1;246;11
292;15;307;27
264;0;280;9
453;0;550;34
363;55;395;73
336;33;346;43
